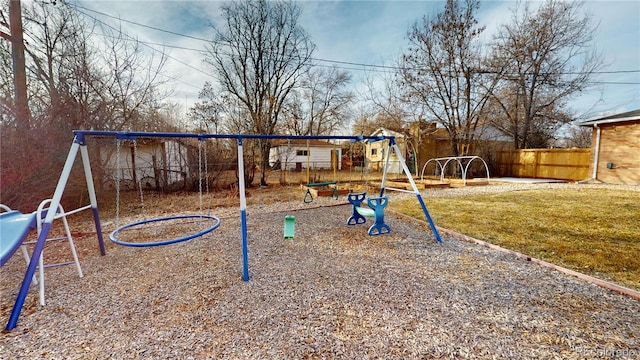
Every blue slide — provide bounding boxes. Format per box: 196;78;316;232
0;210;36;267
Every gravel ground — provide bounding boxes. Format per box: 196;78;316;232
1;183;639;359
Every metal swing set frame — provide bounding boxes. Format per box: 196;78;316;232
3;130;441;330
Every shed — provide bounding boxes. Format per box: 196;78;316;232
269;139;341;171
102;139;190;190
365;128;408;174
580;109;640;185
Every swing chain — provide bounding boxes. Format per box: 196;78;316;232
198;139;203;213
197;139;211;217
204;141;210;213
115;138;121;226
133;139;145;217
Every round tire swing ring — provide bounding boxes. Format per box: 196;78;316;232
109;214;221;247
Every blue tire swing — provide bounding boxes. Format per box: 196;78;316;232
110;214;220;247
109;136;221;247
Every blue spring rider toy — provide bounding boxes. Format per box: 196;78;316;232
346;192;391;236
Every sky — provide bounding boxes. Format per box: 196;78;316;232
72;0;640;122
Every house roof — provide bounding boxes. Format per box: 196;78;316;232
580;109;640;126
365;128;405;142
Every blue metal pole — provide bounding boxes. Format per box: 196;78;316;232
391;142;443;243
6;222;52;330
78;137;106;255
237;137;250;281
416;194;443;243
6;140;81;330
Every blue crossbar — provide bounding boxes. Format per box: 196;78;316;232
0;211;36;267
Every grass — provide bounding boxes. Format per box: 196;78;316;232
393;188;640;291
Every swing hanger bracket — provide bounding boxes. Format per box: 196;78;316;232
115;133;137;141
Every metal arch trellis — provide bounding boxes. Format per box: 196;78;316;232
4;130;443;331
420;156;491;186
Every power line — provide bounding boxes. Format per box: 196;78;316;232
70;2;392;78
69;2;640;78
587;81;640;85
71;6;215;81
70;2;212;43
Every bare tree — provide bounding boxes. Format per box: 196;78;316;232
190;81;224;133
400;0;499;157
0;1;171;207
204;0;315;186
0;34;13;124
564;123;592;148
281;66;354;136
363;66;422;131
489;0;603;149
0;0;29;131
96;23;169;131
352;111;405;136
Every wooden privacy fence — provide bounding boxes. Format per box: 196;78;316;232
496;148;591;181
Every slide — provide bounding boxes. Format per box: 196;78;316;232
0;211;36;266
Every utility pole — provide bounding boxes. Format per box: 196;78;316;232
8;0;30;130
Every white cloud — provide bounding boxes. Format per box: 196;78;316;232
73;0;639;119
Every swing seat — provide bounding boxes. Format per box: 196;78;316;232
346;192;391;236
283;215;295;240
306;181;337;187
355;206;375;217
303;182;339;203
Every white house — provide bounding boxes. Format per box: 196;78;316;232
269;139;342;171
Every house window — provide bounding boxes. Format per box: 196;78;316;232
296;150;308;156
371;149;377;156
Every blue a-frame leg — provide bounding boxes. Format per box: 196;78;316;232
5;135;106;330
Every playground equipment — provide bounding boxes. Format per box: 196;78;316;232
110;215;221;247
283;215;295;240
0;206;36;267
303;181;339;203
346;192;390;236
1;200;83;307
21;200;83;306
3;131;441;331
420;156;490;185
302;141;341;203
108;137;220;247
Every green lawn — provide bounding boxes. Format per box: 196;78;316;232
394;188;640;291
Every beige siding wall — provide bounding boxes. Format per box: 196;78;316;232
591;121;640;185
366;137;406;173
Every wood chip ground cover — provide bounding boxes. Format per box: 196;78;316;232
1;196;639;359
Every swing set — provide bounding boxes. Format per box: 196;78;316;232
1;130;441;330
